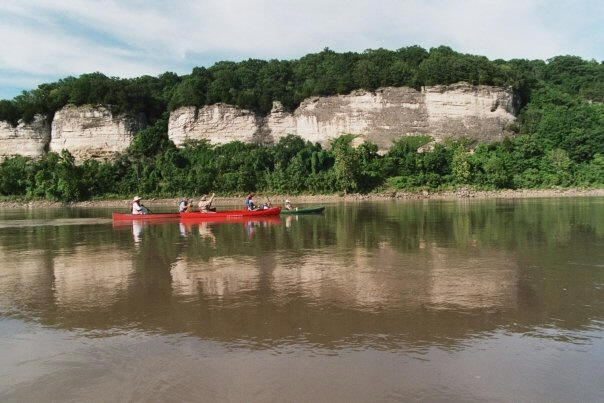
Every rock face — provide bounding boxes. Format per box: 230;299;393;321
169;83;518;151
50;105;146;161
423;83;518;143
0;115;50;160
169;104;260;147
0;83;518;162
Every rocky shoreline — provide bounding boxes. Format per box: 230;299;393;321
0;188;602;209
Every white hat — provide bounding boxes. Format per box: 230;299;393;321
285;199;291;203
133;196;141;202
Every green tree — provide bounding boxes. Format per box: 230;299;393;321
451;145;471;184
330;135;360;193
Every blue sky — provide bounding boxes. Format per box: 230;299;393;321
1;0;602;100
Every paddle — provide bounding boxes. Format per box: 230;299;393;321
123;199;152;214
138;201;153;214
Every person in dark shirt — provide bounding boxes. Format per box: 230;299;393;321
244;193;256;210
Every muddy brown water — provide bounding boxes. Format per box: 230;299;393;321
0;198;603;402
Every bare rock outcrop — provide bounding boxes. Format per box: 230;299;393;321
50;105;146;161
0;83;519;162
269;87;429;149
168;82;518;151
169;103;260;147
0;115;50;160
423;83;518;143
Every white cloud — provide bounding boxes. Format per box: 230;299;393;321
0;0;601;98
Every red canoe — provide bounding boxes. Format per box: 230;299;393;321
112;207;281;221
180;207;281;220
179;215;282;226
112;212;179;220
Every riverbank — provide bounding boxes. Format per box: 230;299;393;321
0;188;602;209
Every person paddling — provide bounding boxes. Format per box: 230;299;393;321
178;198;191;213
198;193;216;212
131;196;149;215
261;197;272;210
244;193;256;211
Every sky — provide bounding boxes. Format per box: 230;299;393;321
1;0;602;100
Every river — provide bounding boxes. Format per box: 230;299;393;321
0;198;603;402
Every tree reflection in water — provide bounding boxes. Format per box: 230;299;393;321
0;199;602;349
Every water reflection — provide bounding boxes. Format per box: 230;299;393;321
197;222;216;244
0;199;602;348
53;246;133;310
132;220;143;244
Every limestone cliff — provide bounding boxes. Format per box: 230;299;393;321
169;103;259;147
50;105;146;161
169;83;518;151
423;83;518;142
0;115;50;160
0;83;518;162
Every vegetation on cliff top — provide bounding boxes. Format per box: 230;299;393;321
1;45;602;125
0;45;602;201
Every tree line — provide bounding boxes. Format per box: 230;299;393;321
1;46;602;126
